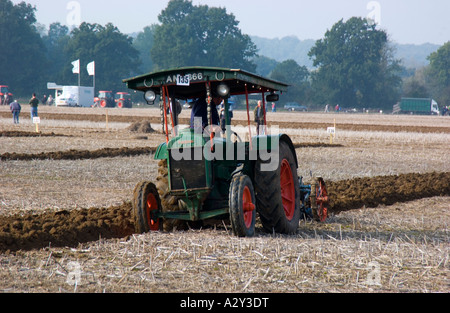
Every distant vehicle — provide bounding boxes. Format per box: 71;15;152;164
115;92;132;108
393;98;440;115
95;91;115;108
442;105;449;116
183;99;194;109
0;85;13;105
284;102;308;112
47;84;94;107
55;96;77;107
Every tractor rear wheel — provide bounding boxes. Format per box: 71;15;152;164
255;141;301;234
132;181;163;233
229;174;256;237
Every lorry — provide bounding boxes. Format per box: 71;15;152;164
47;83;94;107
393;98;440;115
123;66;329;237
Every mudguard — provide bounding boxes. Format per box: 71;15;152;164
154;142;168;160
251;133;298;168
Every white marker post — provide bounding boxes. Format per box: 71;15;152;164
327;127;336;144
33;116;41;133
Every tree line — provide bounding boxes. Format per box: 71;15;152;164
0;0;447;109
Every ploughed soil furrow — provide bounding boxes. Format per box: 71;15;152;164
0;147;157;161
1;131;69;138
0;204;135;253
327;172;450;214
0;143;341;161
0;172;448;252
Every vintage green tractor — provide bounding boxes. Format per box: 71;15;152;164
123;67;328;237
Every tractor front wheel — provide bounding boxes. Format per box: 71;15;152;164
229;174;256;237
133;181;163;233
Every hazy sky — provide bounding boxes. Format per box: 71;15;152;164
14;0;449;45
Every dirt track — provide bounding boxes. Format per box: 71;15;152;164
1;110;449;133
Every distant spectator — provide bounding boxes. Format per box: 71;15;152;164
29;93;39;121
254;101;265;135
10;100;21;124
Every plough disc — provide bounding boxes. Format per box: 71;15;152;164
315;177;329;222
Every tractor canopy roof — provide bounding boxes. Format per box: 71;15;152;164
123;66;289;100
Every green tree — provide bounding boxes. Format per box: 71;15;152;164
427;41;450;105
151;0;257;71
0;0;47;96
63;22;140;92
253;55;278;77
42;22;70;85
402;78;429;98
308;17;402;109
270;59;310;104
133;25;157;73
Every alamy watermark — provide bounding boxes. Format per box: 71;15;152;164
367;1;381;26
170;119;280;172
365;261;382;286
66;1;81;28
66;261;83;287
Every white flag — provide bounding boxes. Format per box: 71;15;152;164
87;61;95;76
72;59;80;74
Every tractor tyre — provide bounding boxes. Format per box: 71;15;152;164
229;174;256;237
255;141;301;234
133;181;163;233
155;159;188;231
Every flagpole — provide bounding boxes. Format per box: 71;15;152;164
78;60;81;107
71;59;81;106
87;61;95;95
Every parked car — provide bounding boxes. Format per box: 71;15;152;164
284;102;308;112
55;96;77;107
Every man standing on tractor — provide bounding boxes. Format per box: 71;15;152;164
190;95;221;129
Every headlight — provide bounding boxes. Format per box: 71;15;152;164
217;84;230;97
144;90;156;104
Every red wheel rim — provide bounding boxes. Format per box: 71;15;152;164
146;193;160;231
100;100;107;108
242;186;255;229
118;102;123;108
280;159;295;221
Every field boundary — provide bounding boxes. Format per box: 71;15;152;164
1;111;449;133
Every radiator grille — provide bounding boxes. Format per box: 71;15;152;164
169;148;207;191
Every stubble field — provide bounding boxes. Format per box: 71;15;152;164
0;105;449;293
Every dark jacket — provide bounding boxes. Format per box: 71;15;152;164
10;101;21;112
29;97;39;108
190;98;220;129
